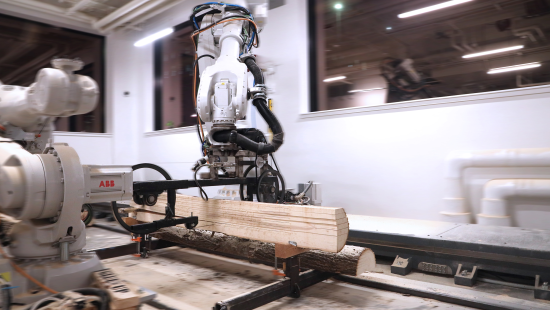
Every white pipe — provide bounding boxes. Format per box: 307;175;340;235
93;0;149;30
514;26;546;43
442;148;550;223
479;179;550;226
516;75;550;88
100;0;167;33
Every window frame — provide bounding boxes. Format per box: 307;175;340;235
0;12;106;133
305;0;550;115
153;20;195;131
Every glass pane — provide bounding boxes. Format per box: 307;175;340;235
0;13;105;132
313;0;550;111
155;24;198;130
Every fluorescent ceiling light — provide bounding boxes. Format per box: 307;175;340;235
488;62;541;74
349;87;385;93
463;45;524;58
398;0;473;18
323;76;346;82
134;28;173;47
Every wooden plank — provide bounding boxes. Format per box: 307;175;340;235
136;211;344;251
151;195;346;219
130;193;348;253
135;209;348;235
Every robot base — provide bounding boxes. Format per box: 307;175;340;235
0;251;103;304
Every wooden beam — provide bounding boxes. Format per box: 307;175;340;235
130;194;349;253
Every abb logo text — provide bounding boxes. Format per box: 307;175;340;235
99;180;115;188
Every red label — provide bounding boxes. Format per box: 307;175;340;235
99;180;115;188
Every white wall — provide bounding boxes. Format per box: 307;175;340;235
294;86;550;229
125;0;550;229
52;132;113;165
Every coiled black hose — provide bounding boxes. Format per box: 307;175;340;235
111;163;175;235
212;58;284;155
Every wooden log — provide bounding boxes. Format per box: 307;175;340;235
130;193;349;253
152;226;375;276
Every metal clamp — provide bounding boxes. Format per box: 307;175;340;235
239;53;256;63
250;85;267;100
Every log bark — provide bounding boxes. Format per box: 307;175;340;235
152;226;375;276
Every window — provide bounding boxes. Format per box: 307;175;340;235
0;13;105;132
309;0;550;112
154;21;197;131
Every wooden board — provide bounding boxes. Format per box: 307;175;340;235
130;194;349;253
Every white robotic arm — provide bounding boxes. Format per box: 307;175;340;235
195;1;268;131
0;138;132;302
0;139;132;259
0;58;99;153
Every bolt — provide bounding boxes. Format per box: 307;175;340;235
461;270;468;276
543;282;549;289
397;261;403;266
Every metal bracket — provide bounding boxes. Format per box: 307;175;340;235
214;256;332;309
535;275;550;300
454;264;478;287
285;256;301;298
391;255;413;276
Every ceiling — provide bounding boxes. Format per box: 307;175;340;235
0;0;181;33
323;0;550;95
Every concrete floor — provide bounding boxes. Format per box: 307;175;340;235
84;221;474;309
103;247;472;310
80;219;550;309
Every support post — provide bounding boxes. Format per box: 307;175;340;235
454;264;478;287
391;255;413;276
535;275;550;301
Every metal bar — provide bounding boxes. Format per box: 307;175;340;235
215;270;331;310
133;177;258;191
334;274;549;310
146;299;179;310
92;223;129;235
92;239;178;260
133;176;278;192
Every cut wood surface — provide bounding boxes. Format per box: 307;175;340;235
130;193;349;253
153;226;375;276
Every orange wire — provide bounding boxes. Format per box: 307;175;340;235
192;53;206;146
0;243;58;294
